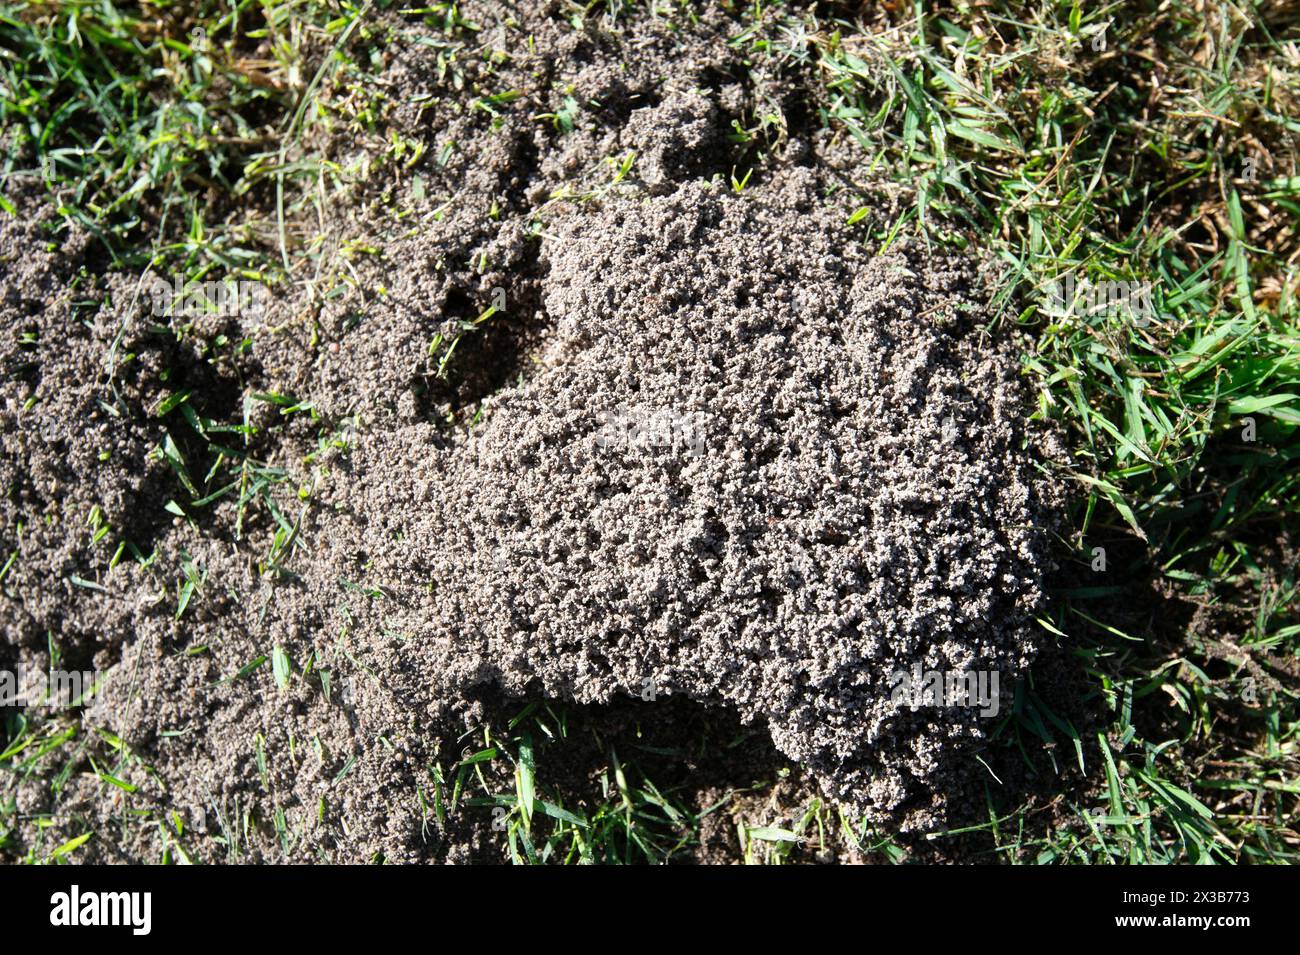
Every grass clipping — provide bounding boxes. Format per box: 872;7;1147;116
346;174;1054;822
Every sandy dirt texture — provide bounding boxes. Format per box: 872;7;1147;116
0;1;1062;863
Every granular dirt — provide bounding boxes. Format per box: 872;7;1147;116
337;176;1052;822
0;1;1060;863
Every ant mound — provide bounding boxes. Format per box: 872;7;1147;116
355;173;1056;824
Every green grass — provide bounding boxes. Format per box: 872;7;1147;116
759;0;1300;864
451;703;709;865
2;0;1297;863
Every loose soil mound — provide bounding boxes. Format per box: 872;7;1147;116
0;3;1059;862
345;176;1049;818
